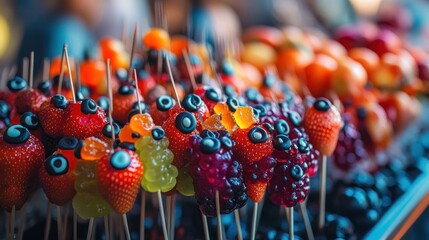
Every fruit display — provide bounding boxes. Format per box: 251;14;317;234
2;2;429;240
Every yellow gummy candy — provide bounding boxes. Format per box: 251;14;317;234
176;166;195;197
233;106;258;129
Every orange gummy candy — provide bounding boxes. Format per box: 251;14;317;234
233;106;258;129
213;103;236;132
119;124;138;143
143;28;170;50
81;137;109;161
202;114;226;131
130;113;155;136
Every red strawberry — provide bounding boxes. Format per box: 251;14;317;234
149;95;178;125
97;148;143;214
181;94;211;131
14;89;47;114
112;84;138;124
2;77;28;105
39;153;76;206
0;125;45;211
39;95;68;137
303;98;342;156
162;111;198;168
232;124;274;163
63;99;107;139
242;156;276;202
56;136;80;171
194;86;222;114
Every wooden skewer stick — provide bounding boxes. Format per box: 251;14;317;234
86;218;95;240
234;209;243;240
156;49;163;85
61;203;70;240
44;202;52;240
6;210;10;240
1;67;8;88
73;211;77;240
63;45;76;103
58;46;66;94
170;194;176;240
17;204;27;240
182;50;197;91
10;205;16;240
289;207;294;240
157;190;169;240
104;216;110;240
300;202;315;240
133;69;143;114
318;155;328;230
56;206;62;240
215;191;223;240
140;190;146;240
128;24;138;82
122;214;131;240
29;51;34;89
165;54;182;108
166;196;171;239
22;58;28;80
201;212;210;240
8;65;17;79
250;202;258;240
43;58;50;81
106;59;115;151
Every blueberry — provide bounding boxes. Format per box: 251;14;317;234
248;126;268;144
274;120;290;135
102;123;120;138
226;97;239;112
19;112;40;130
0;100;11;119
273;134;291;151
4;125;30;144
81;99;98;114
156;95;175;111
51;95;67;109
58;136;79;150
45;154;69;176
204;88;221;102
313;98;331;112
324;214;355;239
110;150;131;170
151;127;165;140
199;137;220;154
182;94;202;112
97;97;110;112
175;112;197;134
37;81;51;95
7;77;27;92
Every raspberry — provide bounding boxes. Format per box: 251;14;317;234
333;115;368;171
188;131;247;216
267;160;310;207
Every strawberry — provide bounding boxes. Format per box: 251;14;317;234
112;84;138;125
62;99;108;139
39;153;76;206
97;148;143;214
3;77;28;105
0;125;44;211
303;98;342;156
231;124;274;163
181;94;211;131
39;95;68;137
14;89;47;114
194;86;222;114
149;95;178;125
162;111;198;168
242;156;276;202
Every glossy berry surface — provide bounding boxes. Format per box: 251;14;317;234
188;131;247;216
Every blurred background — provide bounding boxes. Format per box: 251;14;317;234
2;0;429;73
